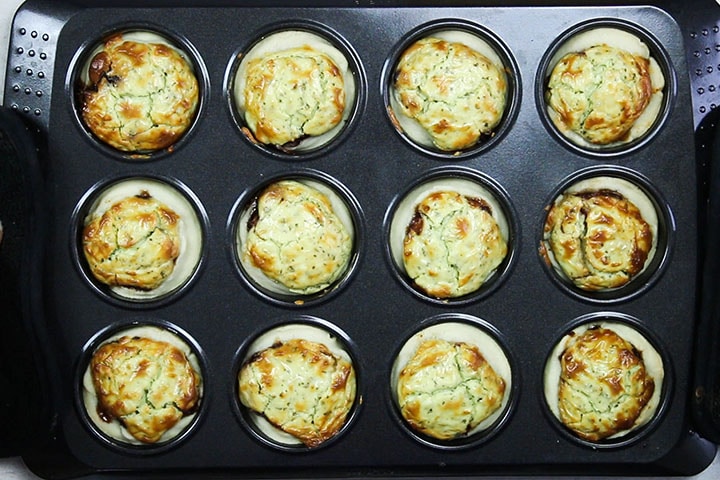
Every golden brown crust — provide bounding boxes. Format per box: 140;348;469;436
397;338;505;440
90;335;201;443
243;180;352;294
543;189;653;290
80;33;199;152
546;44;653;145
242;46;345;147
238;338;356;447
402;190;507;298
82;191;181;290
393;37;507;151
557;327;655;441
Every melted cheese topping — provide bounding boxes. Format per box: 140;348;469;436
402;191;507;298
81;178;203;301
242;48;345;146
83;193;181;290
391;321;512;440
234;30;355;152
396;338;505;440
82;325;203;445
238;179;354;295
545;28;665;148
391;33;508;152
543;321;664;442
237;323;356;448
79;31;199;153
389;176;509;299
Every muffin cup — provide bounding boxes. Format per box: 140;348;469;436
232;317;362;451
69;27;207;159
538;166;673;303
76;319;206;453
226;21;364;159
230;169;363;307
542;312;669;448
537;19;674;157
385;166;517;305
382;19;519;159
388;314;516;449
72;175;207;306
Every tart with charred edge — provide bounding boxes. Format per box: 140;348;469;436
556;326;655;441
89;335;201;444
541;188;653;291
238;338;356;447
80;33;199;152
403;190;507;298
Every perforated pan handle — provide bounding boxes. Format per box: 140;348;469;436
3;0;75;134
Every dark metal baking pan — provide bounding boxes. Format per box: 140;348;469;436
3;0;717;478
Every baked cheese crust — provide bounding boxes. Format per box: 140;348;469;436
80;33;199;152
83;191;181;291
542;189;653;290
546;44;653;145
393;37;507;151
557;326;655;441
403;190;507;298
397;338;505;440
242;46;345;147
243;180;352;294
89;335;201;444
238;338;356;448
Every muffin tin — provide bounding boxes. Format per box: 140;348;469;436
3;0;709;477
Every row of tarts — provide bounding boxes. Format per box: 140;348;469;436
74;16;668;159
76;166;666;306
79;312;664;452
